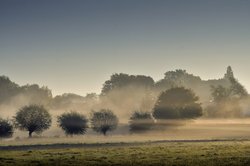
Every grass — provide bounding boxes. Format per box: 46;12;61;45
1;141;250;165
2;119;250;165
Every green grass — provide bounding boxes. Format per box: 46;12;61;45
1;141;250;165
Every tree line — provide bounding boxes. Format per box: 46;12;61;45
0;87;202;139
0;65;249;130
0;106;119;138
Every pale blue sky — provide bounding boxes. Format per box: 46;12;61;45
0;0;250;96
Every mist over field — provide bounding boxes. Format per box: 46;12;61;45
1;1;250;165
1;66;250;141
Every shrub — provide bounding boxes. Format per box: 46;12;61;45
0;118;14;138
57;111;88;136
129;111;155;133
90;109;118;135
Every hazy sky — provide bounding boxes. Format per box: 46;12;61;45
1;0;250;96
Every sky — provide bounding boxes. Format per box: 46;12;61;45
0;0;250;96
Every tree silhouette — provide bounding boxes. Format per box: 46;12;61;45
223;66;248;98
101;73;154;95
129;111;155;133
0;76;52;106
155;69;202;91
224;66;234;79
14;105;52;137
207;66;248;118
20;84;52;106
211;85;231;102
0;118;14;138
90;109;118;135
57;112;88;136
153;87;202;120
0;76;20;103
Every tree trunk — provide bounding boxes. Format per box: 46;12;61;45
103;130;107;136
29;131;32;138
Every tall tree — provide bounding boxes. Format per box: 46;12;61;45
0;76;20;103
211;66;247;101
207;66;248;118
101;73;154;95
224;66;234;79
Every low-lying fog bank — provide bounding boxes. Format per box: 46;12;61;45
1;119;250;146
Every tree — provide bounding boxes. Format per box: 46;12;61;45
14;105;52;137
223;66;248;98
0;75;53;106
19;84;52;106
101;73;154;95
211;85;230;102
0;118;14;138
153;87;202;120
57;112;88;136
208;84;245;118
206;66;248;118
162;69;202;89
129;111;155;133
0;76;20;103
51;93;85;109
213;66;248;101
229;77;248;98
224;66;234;79
90;109;118;135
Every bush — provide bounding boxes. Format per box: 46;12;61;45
57;111;88;136
0;118;14;138
90;109;118;135
129;111;155;133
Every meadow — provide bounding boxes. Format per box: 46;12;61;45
1;140;250;166
1;119;250;166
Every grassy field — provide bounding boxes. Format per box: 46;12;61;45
1;140;250;166
1;119;250;166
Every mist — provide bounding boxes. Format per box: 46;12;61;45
1;66;250;141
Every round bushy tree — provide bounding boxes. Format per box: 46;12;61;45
14;105;52;137
90;109;118;136
129;111;155;133
153;87;202;120
57;112;88;136
0;118;14;138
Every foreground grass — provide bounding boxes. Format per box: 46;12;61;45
1;141;250;166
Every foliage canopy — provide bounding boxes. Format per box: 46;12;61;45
90;109;118;135
57;111;88;136
153;87;202;119
14;105;52;137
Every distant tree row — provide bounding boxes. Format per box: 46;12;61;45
129;87;202;133
1;66;247;138
0;87;204;138
0;105;119;138
1;66;248;119
0;76;52;105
